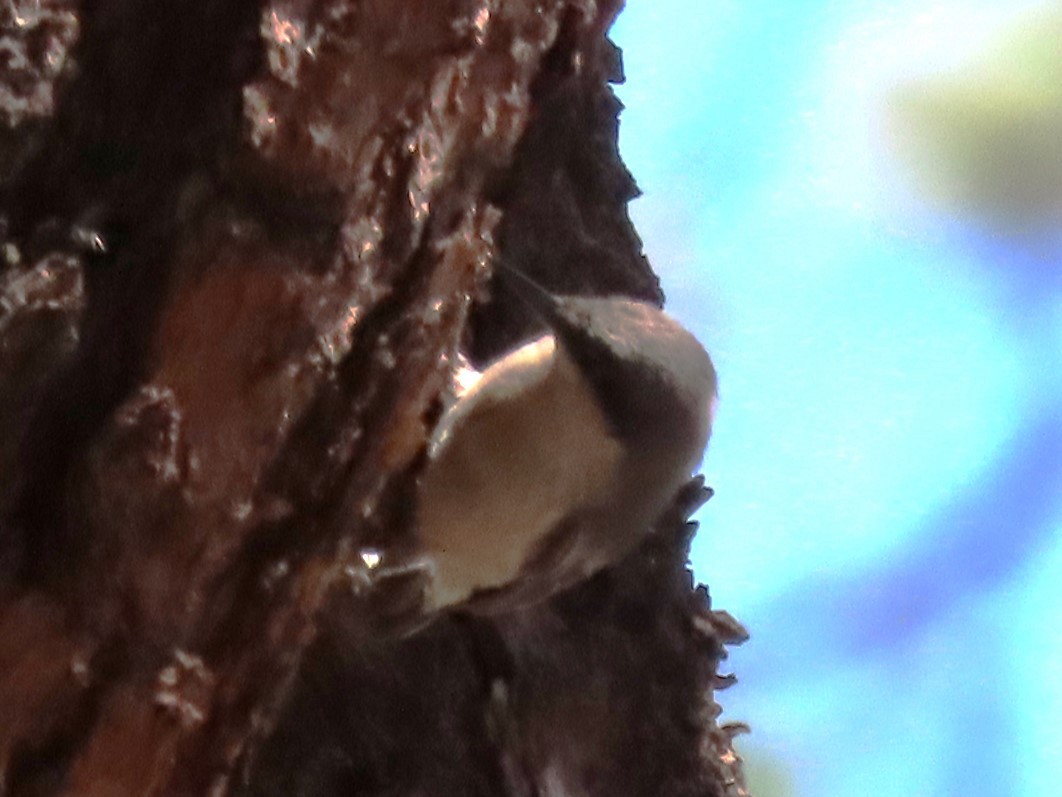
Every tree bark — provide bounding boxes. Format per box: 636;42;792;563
0;1;749;795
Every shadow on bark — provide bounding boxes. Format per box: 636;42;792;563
0;2;749;795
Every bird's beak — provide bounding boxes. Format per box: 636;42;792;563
494;262;563;322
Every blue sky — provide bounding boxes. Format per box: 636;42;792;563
611;3;1062;795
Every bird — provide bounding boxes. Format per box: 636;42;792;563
415;265;718;614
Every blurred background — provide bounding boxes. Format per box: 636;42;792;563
610;2;1062;795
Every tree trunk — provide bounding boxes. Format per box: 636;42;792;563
0;1;749;795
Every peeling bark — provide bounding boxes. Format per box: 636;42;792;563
0;2;749;796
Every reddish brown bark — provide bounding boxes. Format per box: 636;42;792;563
0;2;749;795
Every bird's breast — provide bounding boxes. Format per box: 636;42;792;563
417;342;623;609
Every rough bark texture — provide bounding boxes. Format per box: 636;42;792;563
0;1;749;796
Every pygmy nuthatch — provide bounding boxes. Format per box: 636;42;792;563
416;267;717;613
